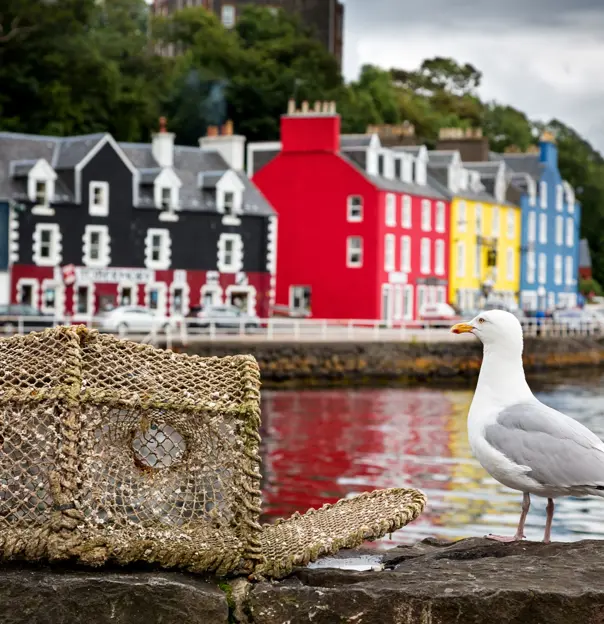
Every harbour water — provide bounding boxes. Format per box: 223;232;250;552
260;371;604;547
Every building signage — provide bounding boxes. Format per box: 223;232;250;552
75;267;155;285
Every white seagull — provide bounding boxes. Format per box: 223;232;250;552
451;309;604;543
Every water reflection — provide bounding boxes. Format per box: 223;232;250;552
260;373;604;547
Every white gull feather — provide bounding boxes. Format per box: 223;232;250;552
452;309;604;543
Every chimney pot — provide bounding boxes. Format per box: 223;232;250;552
314;101;321;113
329;101;336;114
301;101;309;113
222;120;234;136
287;99;296;115
159;116;167;133
206;125;218;137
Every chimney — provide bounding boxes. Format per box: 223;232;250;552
199;120;246;171
280;99;340;153
436;126;489;162
368;121;416;147
539;130;558;168
152;116;175;168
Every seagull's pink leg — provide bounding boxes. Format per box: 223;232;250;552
543;498;555;544
486;492;530;542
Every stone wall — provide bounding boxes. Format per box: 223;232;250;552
167;335;604;387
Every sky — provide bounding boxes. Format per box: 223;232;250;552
341;0;604;154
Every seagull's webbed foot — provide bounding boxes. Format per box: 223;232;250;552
485;533;524;543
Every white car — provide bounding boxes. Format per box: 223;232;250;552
96;306;176;335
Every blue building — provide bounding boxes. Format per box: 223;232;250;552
493;132;580;312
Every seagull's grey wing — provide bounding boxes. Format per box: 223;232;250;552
484;401;604;489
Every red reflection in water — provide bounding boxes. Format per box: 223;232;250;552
260;388;456;533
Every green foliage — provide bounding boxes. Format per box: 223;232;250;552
1;3;603;283
580;278;603;298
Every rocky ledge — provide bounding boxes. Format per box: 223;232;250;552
3;538;604;623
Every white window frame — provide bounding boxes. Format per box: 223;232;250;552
145;281;168;316
421;199;431;231
82;224;111;268
555;184;563;211
217;233;243;274
492;206;500;237
33;223;62;267
457;201;467;232
221;4;236;27
201;283;223;307
565;256;574;286
346;236;363;268
475;203;482;235
435;201;445;233
540;181;547;208
117;281;137;307
169;281;190;317
538;253;547;284
539;213;547;244
73;283;95;318
89;181;109;216
403;284;414;321
27;159;57;215
16;277;40;309
416;284;426;316
554;254;562;285
420;237;431;274
506;247;514;281
401;236;411;272
555;215;563;246
566;217;574;247
384;234;396;272
347;195;363;222
528;211;536;242
394;284;403;321
507;209;515;239
456;241;465;278
474;244;481;278
526;251;536;284
401;195;412;228
40;279;64;317
290;285;312;313
385;194;396;227
144;228;172;270
435;239;445;276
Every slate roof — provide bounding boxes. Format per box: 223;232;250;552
579;239;592;269
0;131;275;217
340;134;373;149
490;152;544;180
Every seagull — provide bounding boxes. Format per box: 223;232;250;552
451;309;604;543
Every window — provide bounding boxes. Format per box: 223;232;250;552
435;202;445;233
401;195;411;228
394;159;402;180
394;285;403;321
555;216;563;246
555;184;563;211
507;209;515;239
83;225;110;268
456;241;465;277
145;228;171;270
119;286;133;306
221;4;235;27
421;200;431;231
417;285;426;316
378;154;385;176
527;251;536;284
291;286;311;312
384;234;396;271
401;236;411;272
223;191;235;216
89;181;109;216
171;287;185;315
457;201;467;232
75;285;93;315
385;194;396;226
540;181;547;208
347;236;362;268
528;211;536;242
554;255;562;285
565;256;574;285
566;217;574;247
403;284;413;320
35;181;47;205
217;233;243;273
506;247;514;281
475;204;483;235
538;253;547;284
33;224;61;267
160;187;171;209
347;195;363;222
420;238;431;274
539;213;547;244
435;240;445;275
146;282;168;315
474;245;481;278
492;206;500;237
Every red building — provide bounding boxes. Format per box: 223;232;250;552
248;101;450;322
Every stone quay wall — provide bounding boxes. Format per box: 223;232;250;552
167;335;604;387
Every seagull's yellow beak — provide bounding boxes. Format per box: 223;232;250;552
450;322;474;335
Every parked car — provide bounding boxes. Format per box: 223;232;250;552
186;304;260;332
419;303;459;327
95;306;176;335
0;304;58;334
552;308;600;331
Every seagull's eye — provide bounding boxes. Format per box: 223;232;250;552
478;317;486;324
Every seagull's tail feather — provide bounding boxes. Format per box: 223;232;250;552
585;485;604;498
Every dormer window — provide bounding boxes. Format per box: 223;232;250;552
89;181;109;216
161;187;171;209
224;191;235;216
153;168;182;221
216;170;245;226
20;159;57;215
35;181;47;205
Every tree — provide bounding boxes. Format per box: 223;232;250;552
482;103;534;153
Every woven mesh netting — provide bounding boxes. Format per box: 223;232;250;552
0;326;427;578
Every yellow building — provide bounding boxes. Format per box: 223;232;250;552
449;196;522;312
